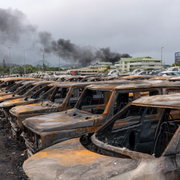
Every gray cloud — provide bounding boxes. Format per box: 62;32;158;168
0;7;131;66
0;8;36;43
1;0;180;65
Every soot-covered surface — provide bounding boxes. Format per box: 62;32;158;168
0;123;28;180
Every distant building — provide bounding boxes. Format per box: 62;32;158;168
115;56;162;72
86;61;113;72
175;52;180;64
67;62;113;75
95;62;112;66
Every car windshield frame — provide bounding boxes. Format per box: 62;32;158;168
91;104;180;159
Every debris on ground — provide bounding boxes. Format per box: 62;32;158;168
0;124;28;180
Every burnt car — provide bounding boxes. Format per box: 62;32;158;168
0;77;38;92
22;81;173;156
0;80;25;96
23;93;180;180
0;81;37;105
9;82;92;139
0;78;41;97
0;81;53;126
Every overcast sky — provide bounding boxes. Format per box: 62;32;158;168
0;0;179;66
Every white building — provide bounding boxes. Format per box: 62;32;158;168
115;56;162;72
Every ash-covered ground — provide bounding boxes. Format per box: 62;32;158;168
0;122;28;180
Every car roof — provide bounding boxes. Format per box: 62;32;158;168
32;81;53;86
169;76;180;81
86;84;118;91
132;93;180;109
120;75;153;80
22;81;37;85
48;82;94;88
86;80;180;91
116;80;180;90
150;76;172;80
0;77;37;82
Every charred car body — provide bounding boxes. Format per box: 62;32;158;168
0;80;26;97
9;82;92;139
22;81;175;156
0;77;38;91
23;93;180;180
0;81;53;127
0;81;37;107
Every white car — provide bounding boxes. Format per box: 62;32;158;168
108;69;120;76
158;71;180;76
131;69;142;75
167;67;180;72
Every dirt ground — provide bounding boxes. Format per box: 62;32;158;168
0;123;28;180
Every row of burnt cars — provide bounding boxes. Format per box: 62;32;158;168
31;73;119;82
34;74;155;82
1;75;180;179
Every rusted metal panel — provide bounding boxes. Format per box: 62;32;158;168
0;81;53;127
132;93;180;109
23;138;139;180
23;137;180;180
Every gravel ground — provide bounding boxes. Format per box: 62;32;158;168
0;123;28;180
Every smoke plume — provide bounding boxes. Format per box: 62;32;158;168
0;8;131;66
38;32;131;66
0;8;36;44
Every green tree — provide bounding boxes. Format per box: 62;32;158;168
46;67;60;71
0;67;4;75
11;65;38;74
12;66;24;74
171;63;180;67
107;65;111;69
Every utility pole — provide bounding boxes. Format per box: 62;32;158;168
24;49;26;75
59;57;60;72
161;47;164;71
8;47;11;75
58;45;60;72
43;53;45;72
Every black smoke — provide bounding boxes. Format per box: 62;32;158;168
0;8;36;44
0;8;131;66
38;32;131;66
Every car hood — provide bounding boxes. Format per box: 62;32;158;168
23;138;179;180
0;92;13;96
23;138;139;180
10;102;52;117
0;94;16;102
23;110;98;133
0;98;27;108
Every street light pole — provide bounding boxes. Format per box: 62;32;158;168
42;53;45;73
59;57;60;72
58;45;60;72
161;47;164;71
8;47;11;75
24;49;26;75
